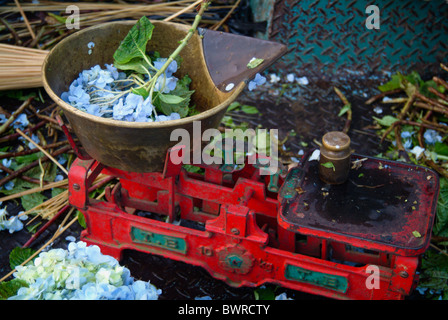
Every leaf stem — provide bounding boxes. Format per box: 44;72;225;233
144;1;210;98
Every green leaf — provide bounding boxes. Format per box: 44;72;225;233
227;101;240;112
373;115;399;127
113;16;154;65
241;105;259;115
154;75;194;117
247;58;264;69
77;210;86;229
434;177;448;237
321;162;335;171
131;86;149;99
338;104;351;117
21;192;47;212
254;285;276;300
158;93;185;104
435;142;448;157
47;12;67;24
412;231;422;238
9;247;36;270
378;74;403;92
114;56;152;75
0;279;28;300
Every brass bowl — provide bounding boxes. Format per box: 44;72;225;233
42;20;245;172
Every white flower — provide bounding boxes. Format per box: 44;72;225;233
309;149;320;161
269;74;280;84
296;76;309;85
9;241;160;300
410;146;425;160
373;106;383;114
286;73;295;82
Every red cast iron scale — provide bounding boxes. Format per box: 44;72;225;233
67;144;439;300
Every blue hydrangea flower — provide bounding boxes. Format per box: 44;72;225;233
133;97;154;122
4;181;14;191
154;58;178;77
28;133;40;149
154;75;178;93
423;129;442;145
112;97;134;121
2;158;12;168
105;64;120;80
85;104;102;117
68;85;90;107
12;113;29;129
400;131;413;150
248;73;266;91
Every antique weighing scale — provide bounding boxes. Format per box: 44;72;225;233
42;20;439;300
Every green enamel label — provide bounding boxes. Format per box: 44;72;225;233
285;264;348;293
131;227;186;254
279;168;301;199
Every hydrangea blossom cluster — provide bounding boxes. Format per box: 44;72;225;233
394;129;444;160
9;241;161;300
61;60;181;123
0;206;26;233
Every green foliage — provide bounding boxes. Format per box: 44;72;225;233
247;58;264;69
153;75;195;118
0;153;60;210
338;104;351;117
77;210;87;229
0;279;28;300
113;16;154;74
9;247;36;270
254;286;276;300
227;101;259;115
320;162;335;171
378;71;445;98
419;250;448;299
111;17;197;118
374;70;448;299
433;177;448;238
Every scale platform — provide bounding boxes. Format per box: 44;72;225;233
278;153;439;257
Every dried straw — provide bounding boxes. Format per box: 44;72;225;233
0;43;48;90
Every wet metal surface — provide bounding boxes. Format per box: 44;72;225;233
267;0;448;79
279;154;439;253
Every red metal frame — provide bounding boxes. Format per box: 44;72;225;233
67;148;439;300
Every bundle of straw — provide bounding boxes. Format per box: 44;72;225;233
0;43;48;90
0;0;234;44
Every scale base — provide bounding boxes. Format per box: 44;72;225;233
68;149;439;300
